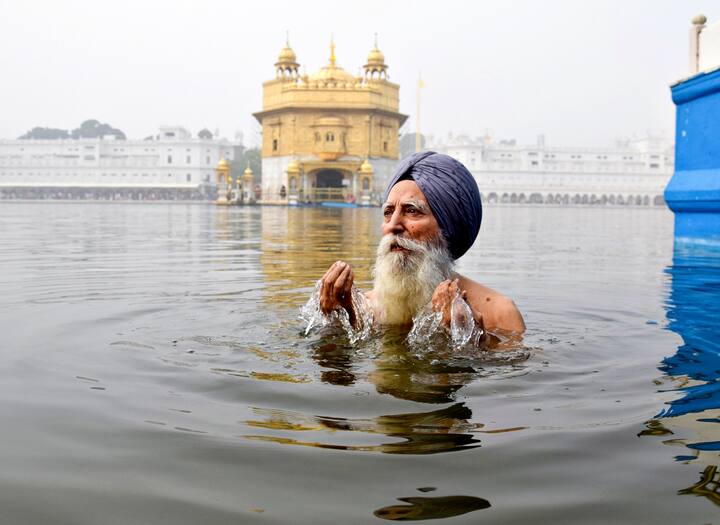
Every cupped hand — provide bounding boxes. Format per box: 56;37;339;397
432;278;488;346
431;279;465;327
319;260;355;315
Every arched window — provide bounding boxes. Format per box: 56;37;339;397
326;132;335;142
362;177;370;190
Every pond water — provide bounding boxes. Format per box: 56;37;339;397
2;202;720;524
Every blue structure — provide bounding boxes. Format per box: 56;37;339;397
665;68;720;240
658;244;720;421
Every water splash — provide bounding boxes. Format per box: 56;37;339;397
450;292;475;347
300;280;374;344
406;307;443;346
302;283;485;351
408;290;484;351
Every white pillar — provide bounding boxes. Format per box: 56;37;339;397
690;14;707;74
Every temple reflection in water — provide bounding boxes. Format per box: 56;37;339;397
242;326;526;455
259;207;379;308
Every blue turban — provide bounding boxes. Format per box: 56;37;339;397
384;151;482;260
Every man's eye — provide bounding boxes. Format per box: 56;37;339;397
383;209;392;216
407;208;418;214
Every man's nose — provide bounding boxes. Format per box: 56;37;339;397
384;209;405;235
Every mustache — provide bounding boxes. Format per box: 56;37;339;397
377;234;433;256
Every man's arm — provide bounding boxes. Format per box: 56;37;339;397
457;275;525;333
431;277;525;337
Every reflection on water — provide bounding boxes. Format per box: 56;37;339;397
649;242;720;505
243;403;481;454
246;328;526;455
9;203;720;524
374;494;491;521
259;207;378;308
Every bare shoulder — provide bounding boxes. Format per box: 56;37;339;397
456;274;526;333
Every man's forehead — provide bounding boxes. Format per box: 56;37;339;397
384;180;430;207
382;197;429;210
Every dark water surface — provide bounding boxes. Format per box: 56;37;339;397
2;202;720;524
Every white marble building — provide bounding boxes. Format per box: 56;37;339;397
0;126;235;200
430;134;674;205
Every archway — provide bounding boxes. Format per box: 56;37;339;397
315;169;344;188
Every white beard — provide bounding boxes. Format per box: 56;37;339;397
372;234;455;325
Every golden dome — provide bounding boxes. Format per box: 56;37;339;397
310;37;356;82
359;158;374;174
309;64;355;82
217;158;230;170
366;47;385;66
243;165;254;179
286;160;300;173
277;45;297;63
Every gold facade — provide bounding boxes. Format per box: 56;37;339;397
253;39;407;204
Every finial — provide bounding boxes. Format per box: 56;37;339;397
286;30;290;46
330;34;336;66
374;32;379;48
692;14;707;26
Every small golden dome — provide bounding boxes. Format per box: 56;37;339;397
217;158;230;170
366;47;385;66
359;159;374;174
277;45;297;63
287;160;300;173
244;165;254;176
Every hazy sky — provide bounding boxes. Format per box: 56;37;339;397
1;0;717;147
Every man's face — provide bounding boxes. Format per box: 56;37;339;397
381;180;441;246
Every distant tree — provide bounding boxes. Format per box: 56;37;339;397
20;120;126;140
70;119;126;140
18;127;71;139
399;133;426;158
230;147;262;184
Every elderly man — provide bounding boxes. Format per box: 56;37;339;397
319;151;525;336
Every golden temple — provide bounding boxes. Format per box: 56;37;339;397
253;37;407;205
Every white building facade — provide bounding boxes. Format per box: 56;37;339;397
0;127;235;200
430;135;674;205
